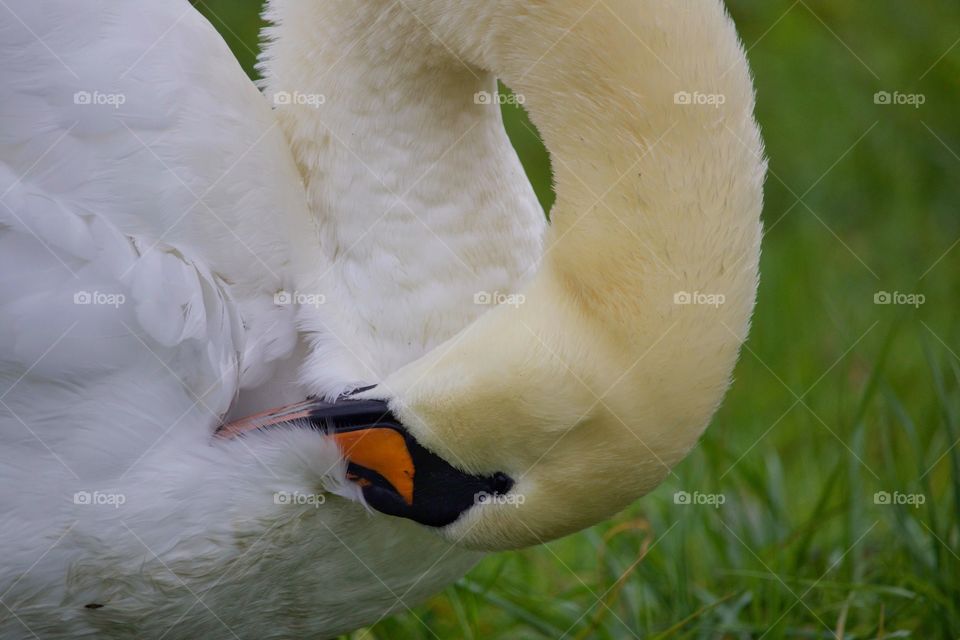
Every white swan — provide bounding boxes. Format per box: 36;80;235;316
0;0;763;638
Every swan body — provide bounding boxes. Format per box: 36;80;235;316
0;0;763;637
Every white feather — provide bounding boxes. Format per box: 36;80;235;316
0;0;761;635
0;0;543;636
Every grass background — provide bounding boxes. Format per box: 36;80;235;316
192;1;960;637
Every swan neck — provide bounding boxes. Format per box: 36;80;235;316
378;0;766;548
259;0;548;388
482;2;764;299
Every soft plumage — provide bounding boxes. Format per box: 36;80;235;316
0;0;542;636
0;0;762;637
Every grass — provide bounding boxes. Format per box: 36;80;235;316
193;0;960;636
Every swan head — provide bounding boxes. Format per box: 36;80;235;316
218;390;626;552
220;290;740;554
333;263;757;552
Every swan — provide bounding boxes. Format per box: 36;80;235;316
0;0;763;638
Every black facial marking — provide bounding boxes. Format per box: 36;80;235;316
300;396;515;528
349;425;514;527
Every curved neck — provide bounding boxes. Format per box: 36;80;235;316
260;0;546;389
432;0;764;312
377;0;765;547
260;2;502;224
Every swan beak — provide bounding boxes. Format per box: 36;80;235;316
217;396;514;527
216;398;415;505
330;426;414;505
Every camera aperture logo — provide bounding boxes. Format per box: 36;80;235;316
674;490;725;508
673;290;725;308
873;290;924;308
272;91;326;108
873;91;925;109
73;90;126;109
474;290;526;308
873;491;925;508
73;490;126;509
474;91;525;106
474;491;525;507
74;290;126;308
274;290;326;308
273;490;326;508
674;91;726;108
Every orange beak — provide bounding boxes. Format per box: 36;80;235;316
217;395;515;529
217;398;415;505
331;428;414;505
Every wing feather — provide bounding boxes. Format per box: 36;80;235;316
0;0;313;439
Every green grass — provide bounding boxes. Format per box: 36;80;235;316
194;1;960;636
